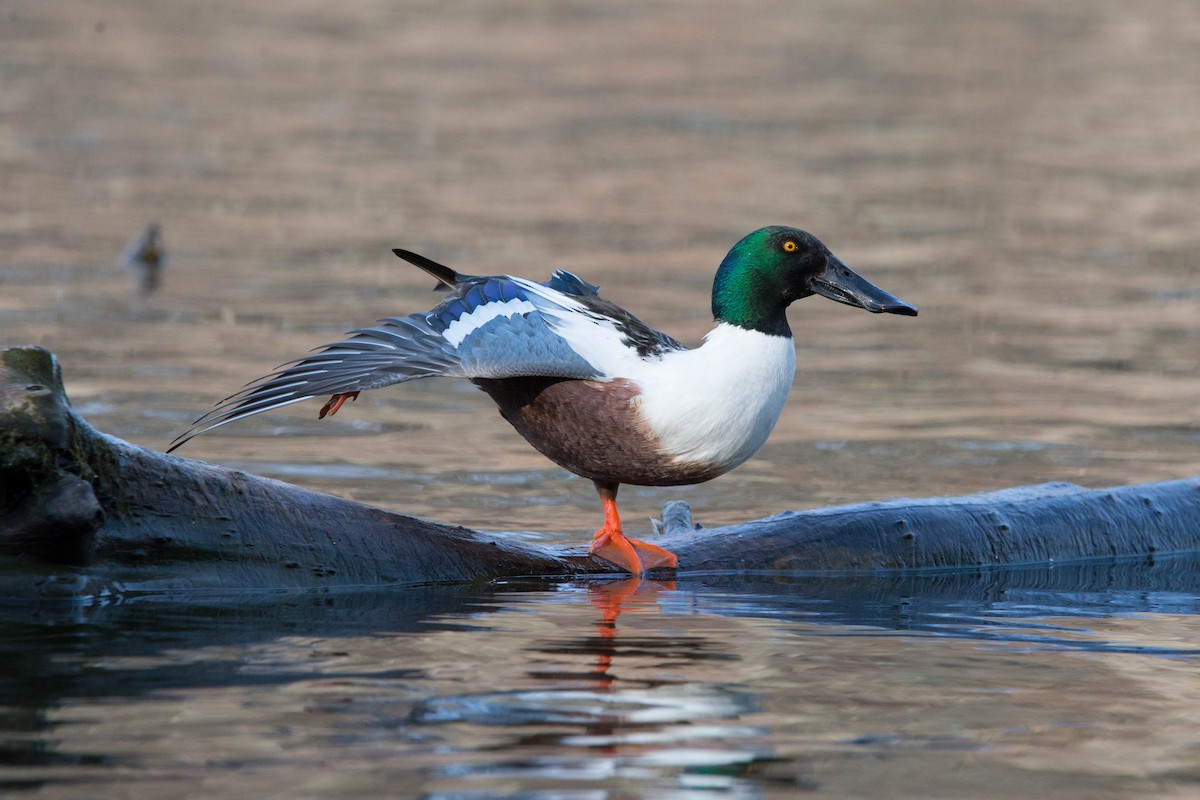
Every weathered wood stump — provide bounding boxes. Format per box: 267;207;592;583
2;345;1198;596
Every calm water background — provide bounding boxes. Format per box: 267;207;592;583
2;0;1200;797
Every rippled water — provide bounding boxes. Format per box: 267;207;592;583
4;0;1200;796
5;560;1200;799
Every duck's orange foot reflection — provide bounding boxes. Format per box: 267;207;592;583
587;577;676;689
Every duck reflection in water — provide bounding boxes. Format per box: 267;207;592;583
409;577;776;788
508;577;775;784
586;577;677;691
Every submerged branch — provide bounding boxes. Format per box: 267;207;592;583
2;345;1198;596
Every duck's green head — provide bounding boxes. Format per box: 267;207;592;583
712;226;918;336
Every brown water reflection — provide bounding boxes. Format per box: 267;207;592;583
5;565;1199;798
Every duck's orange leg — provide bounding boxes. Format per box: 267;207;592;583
318;391;360;419
587;481;678;575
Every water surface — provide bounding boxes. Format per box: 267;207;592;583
4;559;1200;799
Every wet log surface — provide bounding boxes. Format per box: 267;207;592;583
2;345;1198;597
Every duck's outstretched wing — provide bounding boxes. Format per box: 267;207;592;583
169;253;676;452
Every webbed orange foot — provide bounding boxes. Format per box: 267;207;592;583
588;480;678;575
319;391;360;419
589;531;678;574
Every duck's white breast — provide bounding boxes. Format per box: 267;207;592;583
630;322;796;474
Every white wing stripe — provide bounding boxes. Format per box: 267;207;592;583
441;297;537;347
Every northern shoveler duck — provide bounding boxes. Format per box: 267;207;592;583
169;226;917;574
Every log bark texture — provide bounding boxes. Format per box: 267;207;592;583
2;345;1198;595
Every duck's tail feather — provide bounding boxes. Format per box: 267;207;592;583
168;313;463;452
392;248;467;290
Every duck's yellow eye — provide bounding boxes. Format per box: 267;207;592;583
782;240;798;253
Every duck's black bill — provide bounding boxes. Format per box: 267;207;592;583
812;258;919;316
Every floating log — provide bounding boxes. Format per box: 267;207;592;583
1;345;1198;597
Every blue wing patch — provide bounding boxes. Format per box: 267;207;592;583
423;275;601;379
455;312;600;379
429;278;526;331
